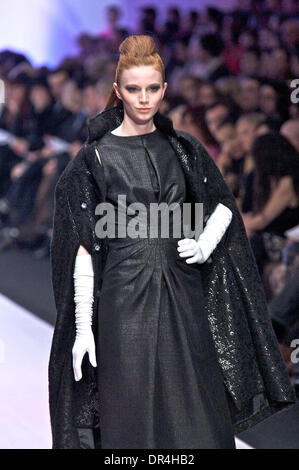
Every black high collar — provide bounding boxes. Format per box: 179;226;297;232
86;105;177;143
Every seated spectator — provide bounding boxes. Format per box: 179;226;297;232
236;112;266;212
255;116;282;135
0;73;32;196
138;7;157;36
259;80;289;123
258;28;281;51
99;5;129;41
237;76;261;112
239;46;260;77
242;133;299;281
178;105;219;161
158;6;181;47
204;100;234;138
198;82;222;107
213;119;245;198
0;75;89;251
176;75;202;105
165;37;190;92
188;33;230;82
267;46;291;82
290;47;299;78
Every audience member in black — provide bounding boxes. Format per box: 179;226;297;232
158;7;180;47
197;33;230;82
198;82;223;107
179;105;219;160
243;133;299;273
255;116;283;135
178;10;199;43
0;76;88;245
138;7;157;35
238;76;262;113
214;119;245;198
176;75;202;105
25;76;58;150
236;112;266;213
0;74;33;196
164;38;189;83
239;46;260;77
99;5;129;42
205;101;228;137
259;80;289;123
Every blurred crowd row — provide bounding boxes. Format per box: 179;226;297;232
0;1;298;370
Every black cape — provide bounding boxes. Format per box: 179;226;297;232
48;105;296;448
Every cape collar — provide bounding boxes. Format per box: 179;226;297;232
83;104;200;207
86;104;177;143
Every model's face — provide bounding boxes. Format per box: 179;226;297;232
113;66;167;124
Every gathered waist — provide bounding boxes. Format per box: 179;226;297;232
105;235;183;248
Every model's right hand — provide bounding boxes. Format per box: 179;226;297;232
72;327;97;381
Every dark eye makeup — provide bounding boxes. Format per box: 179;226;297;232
125;85;161;93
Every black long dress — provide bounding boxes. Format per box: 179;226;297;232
95;127;236;449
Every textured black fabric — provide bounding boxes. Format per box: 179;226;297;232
48;105;296;449
95;128;235;448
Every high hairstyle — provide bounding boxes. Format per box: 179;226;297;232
104;35;165;111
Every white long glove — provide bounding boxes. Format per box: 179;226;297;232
72;253;97;381
177;203;233;264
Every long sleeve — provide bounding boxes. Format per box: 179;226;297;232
196;202;233;263
73;253;94;336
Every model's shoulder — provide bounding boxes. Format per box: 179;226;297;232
55;144;91;193
175;130;214;167
175;130;207;152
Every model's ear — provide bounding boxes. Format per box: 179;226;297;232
162;82;168;99
113;82;122;100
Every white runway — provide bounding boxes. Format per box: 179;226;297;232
0;294;53;449
0;293;251;449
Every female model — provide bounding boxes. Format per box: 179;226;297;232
48;35;296;449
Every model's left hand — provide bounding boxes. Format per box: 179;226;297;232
177;203;234;264
177;238;206;264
